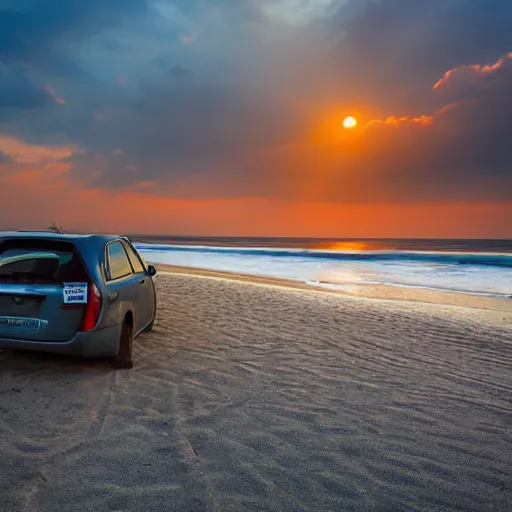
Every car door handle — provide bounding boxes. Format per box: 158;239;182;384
108;291;118;302
139;277;145;284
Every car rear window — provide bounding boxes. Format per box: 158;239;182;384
107;241;133;280
123;242;146;274
0;239;89;284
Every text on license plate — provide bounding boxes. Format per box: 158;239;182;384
0;317;41;330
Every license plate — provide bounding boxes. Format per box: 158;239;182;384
0;317;41;330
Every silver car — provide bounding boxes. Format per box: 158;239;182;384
0;232;157;369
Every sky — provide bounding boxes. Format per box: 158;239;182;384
0;0;511;238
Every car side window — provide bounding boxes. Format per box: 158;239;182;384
107;241;133;281
123;242;146;274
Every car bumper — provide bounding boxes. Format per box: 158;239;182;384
0;324;121;358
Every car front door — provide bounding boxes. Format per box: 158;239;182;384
122;240;155;332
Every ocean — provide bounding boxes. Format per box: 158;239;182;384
132;237;512;298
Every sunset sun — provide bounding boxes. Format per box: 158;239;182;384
343;116;357;129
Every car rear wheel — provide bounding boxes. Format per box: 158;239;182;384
111;319;133;369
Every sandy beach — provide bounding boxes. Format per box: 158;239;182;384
1;268;511;512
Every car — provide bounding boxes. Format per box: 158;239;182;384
0;231;157;369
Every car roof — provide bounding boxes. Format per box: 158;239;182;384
0;231;125;247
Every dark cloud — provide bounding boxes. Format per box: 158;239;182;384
74;45;512;204
433;52;512;101
0;0;147;118
0;65;50;110
335;0;512;112
0;0;510;209
67;78;300;192
0;0;147;64
170;65;194;81
165;0;265;24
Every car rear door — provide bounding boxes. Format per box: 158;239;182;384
0;239;90;342
104;240;143;332
122;240;155;332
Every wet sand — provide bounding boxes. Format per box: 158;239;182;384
0;269;511;511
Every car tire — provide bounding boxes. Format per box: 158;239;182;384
111;319;133;369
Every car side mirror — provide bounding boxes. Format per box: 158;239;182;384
147;264;157;277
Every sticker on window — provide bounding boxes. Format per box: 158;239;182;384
63;283;88;304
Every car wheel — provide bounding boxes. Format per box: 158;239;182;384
111;319;133;369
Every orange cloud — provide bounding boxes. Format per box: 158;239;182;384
367;115;433;128
0;135;79;164
10;161;73;186
433;51;512;93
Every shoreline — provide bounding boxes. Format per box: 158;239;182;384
154;263;512;326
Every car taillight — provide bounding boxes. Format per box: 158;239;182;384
81;282;102;331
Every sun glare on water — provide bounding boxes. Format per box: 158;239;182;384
343;116;357;129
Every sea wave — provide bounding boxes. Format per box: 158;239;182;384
135;244;512;269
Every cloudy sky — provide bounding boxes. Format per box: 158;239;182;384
1;0;511;237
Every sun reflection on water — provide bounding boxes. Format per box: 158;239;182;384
314;241;375;252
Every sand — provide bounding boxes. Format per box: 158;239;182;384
0;269;511;511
